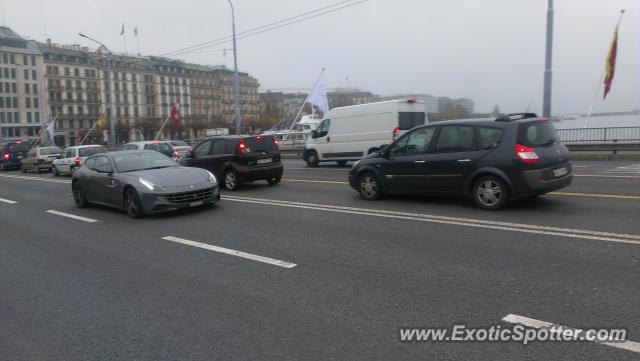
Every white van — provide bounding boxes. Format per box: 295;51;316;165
303;99;427;167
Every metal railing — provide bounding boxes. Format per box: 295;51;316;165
557;127;640;144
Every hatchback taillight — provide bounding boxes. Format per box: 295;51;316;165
171;151;179;158
516;144;539;164
74;157;81;166
238;140;247;156
3;153;9;161
274;138;279;150
393;127;400;140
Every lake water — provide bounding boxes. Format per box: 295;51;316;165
554;114;640;129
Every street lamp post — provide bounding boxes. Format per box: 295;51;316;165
78;32;117;146
227;0;242;134
542;0;554;118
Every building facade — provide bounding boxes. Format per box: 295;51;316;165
0;27;48;141
35;33;260;147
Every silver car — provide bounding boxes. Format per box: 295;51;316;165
71;150;220;218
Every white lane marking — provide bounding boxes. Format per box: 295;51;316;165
0;173;71;184
0;197;18;204
571;165;589;168
502;314;640;354
45;210;99;223
222;195;640;245
161;236;297;269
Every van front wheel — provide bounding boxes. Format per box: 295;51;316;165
305;150;319;167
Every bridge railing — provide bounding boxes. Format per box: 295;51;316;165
557;127;640;144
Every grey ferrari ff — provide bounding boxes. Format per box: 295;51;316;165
71;150;220;218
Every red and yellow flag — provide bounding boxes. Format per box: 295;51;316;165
96;113;106;129
603;25;619;99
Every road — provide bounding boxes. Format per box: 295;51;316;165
1;160;639;360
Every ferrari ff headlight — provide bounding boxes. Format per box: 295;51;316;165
139;177;157;191
207;171;218;186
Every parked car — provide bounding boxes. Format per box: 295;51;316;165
52;145;106;176
71;150;220;218
172;145;192;158
348;113;573;210
0;140;30;171
168;140;189;147
183;135;283;190
304;99;427;167
20;146;62;173
120;141;179;160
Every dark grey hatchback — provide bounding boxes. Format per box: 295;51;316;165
348;113;572;210
72;150;220;218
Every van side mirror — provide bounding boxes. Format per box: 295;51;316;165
311;130;319;139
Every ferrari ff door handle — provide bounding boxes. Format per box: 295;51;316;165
414;160;427;164
457;159;472;162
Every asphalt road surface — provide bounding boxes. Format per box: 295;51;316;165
1;160;639;360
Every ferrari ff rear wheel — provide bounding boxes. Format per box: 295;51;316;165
72;181;88;208
124;188;144;218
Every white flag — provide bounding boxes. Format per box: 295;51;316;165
308;71;329;115
47;118;55;139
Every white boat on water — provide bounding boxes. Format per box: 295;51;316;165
262;115;321;145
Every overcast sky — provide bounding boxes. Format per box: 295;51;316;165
6;0;639;115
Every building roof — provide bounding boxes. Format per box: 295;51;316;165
0;26;41;54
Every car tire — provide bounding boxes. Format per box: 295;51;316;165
224;169;240;190
267;176;281;185
337;160;348;166
72;181;89;208
21;165;27;173
305;150;319;168
357;172;382;200
472;175;509;210
124;187;144;218
53;166;60;177
35;165;42;174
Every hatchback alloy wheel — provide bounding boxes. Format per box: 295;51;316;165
473;176;508;210
358;173;381;200
224;170;239;190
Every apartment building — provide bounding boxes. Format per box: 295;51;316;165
0;27;47;141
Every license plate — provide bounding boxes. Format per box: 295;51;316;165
189;201;203;207
257;158;272;164
553;167;568;178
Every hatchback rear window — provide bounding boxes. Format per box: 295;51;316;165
40;147;61;155
398;112;426;130
7;143;29;152
519;121;558;147
244;136;278;153
144;143;173;156
79;146;106;157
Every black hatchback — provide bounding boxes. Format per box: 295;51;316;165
183;135;283;190
348;113;573;209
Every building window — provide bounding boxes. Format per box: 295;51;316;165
24;83;30;94
33;84;38;94
35;112;40;123
11;83;16;93
25;98;31;108
74;68;80;76
12;98;17;108
23;69;29;80
10;68;15;79
31;56;36;66
32;70;37;80
34;98;39;108
13;112;19;122
27;112;32;123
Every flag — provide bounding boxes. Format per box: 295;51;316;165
46;118;55;139
170;99;181;126
603;25;619;99
120;24;125;36
134;26;138;36
96;113;106;129
308;71;329;115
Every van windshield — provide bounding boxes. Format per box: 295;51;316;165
398;112;426;130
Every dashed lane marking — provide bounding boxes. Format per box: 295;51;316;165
161;236;297;268
45;210;99;223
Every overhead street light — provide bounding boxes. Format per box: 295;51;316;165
78;32;117;146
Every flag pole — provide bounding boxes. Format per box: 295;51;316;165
584;9;625;128
79;121;98;145
283;68;325;141
155;114;172;141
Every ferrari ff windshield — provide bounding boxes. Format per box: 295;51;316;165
113;152;177;173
